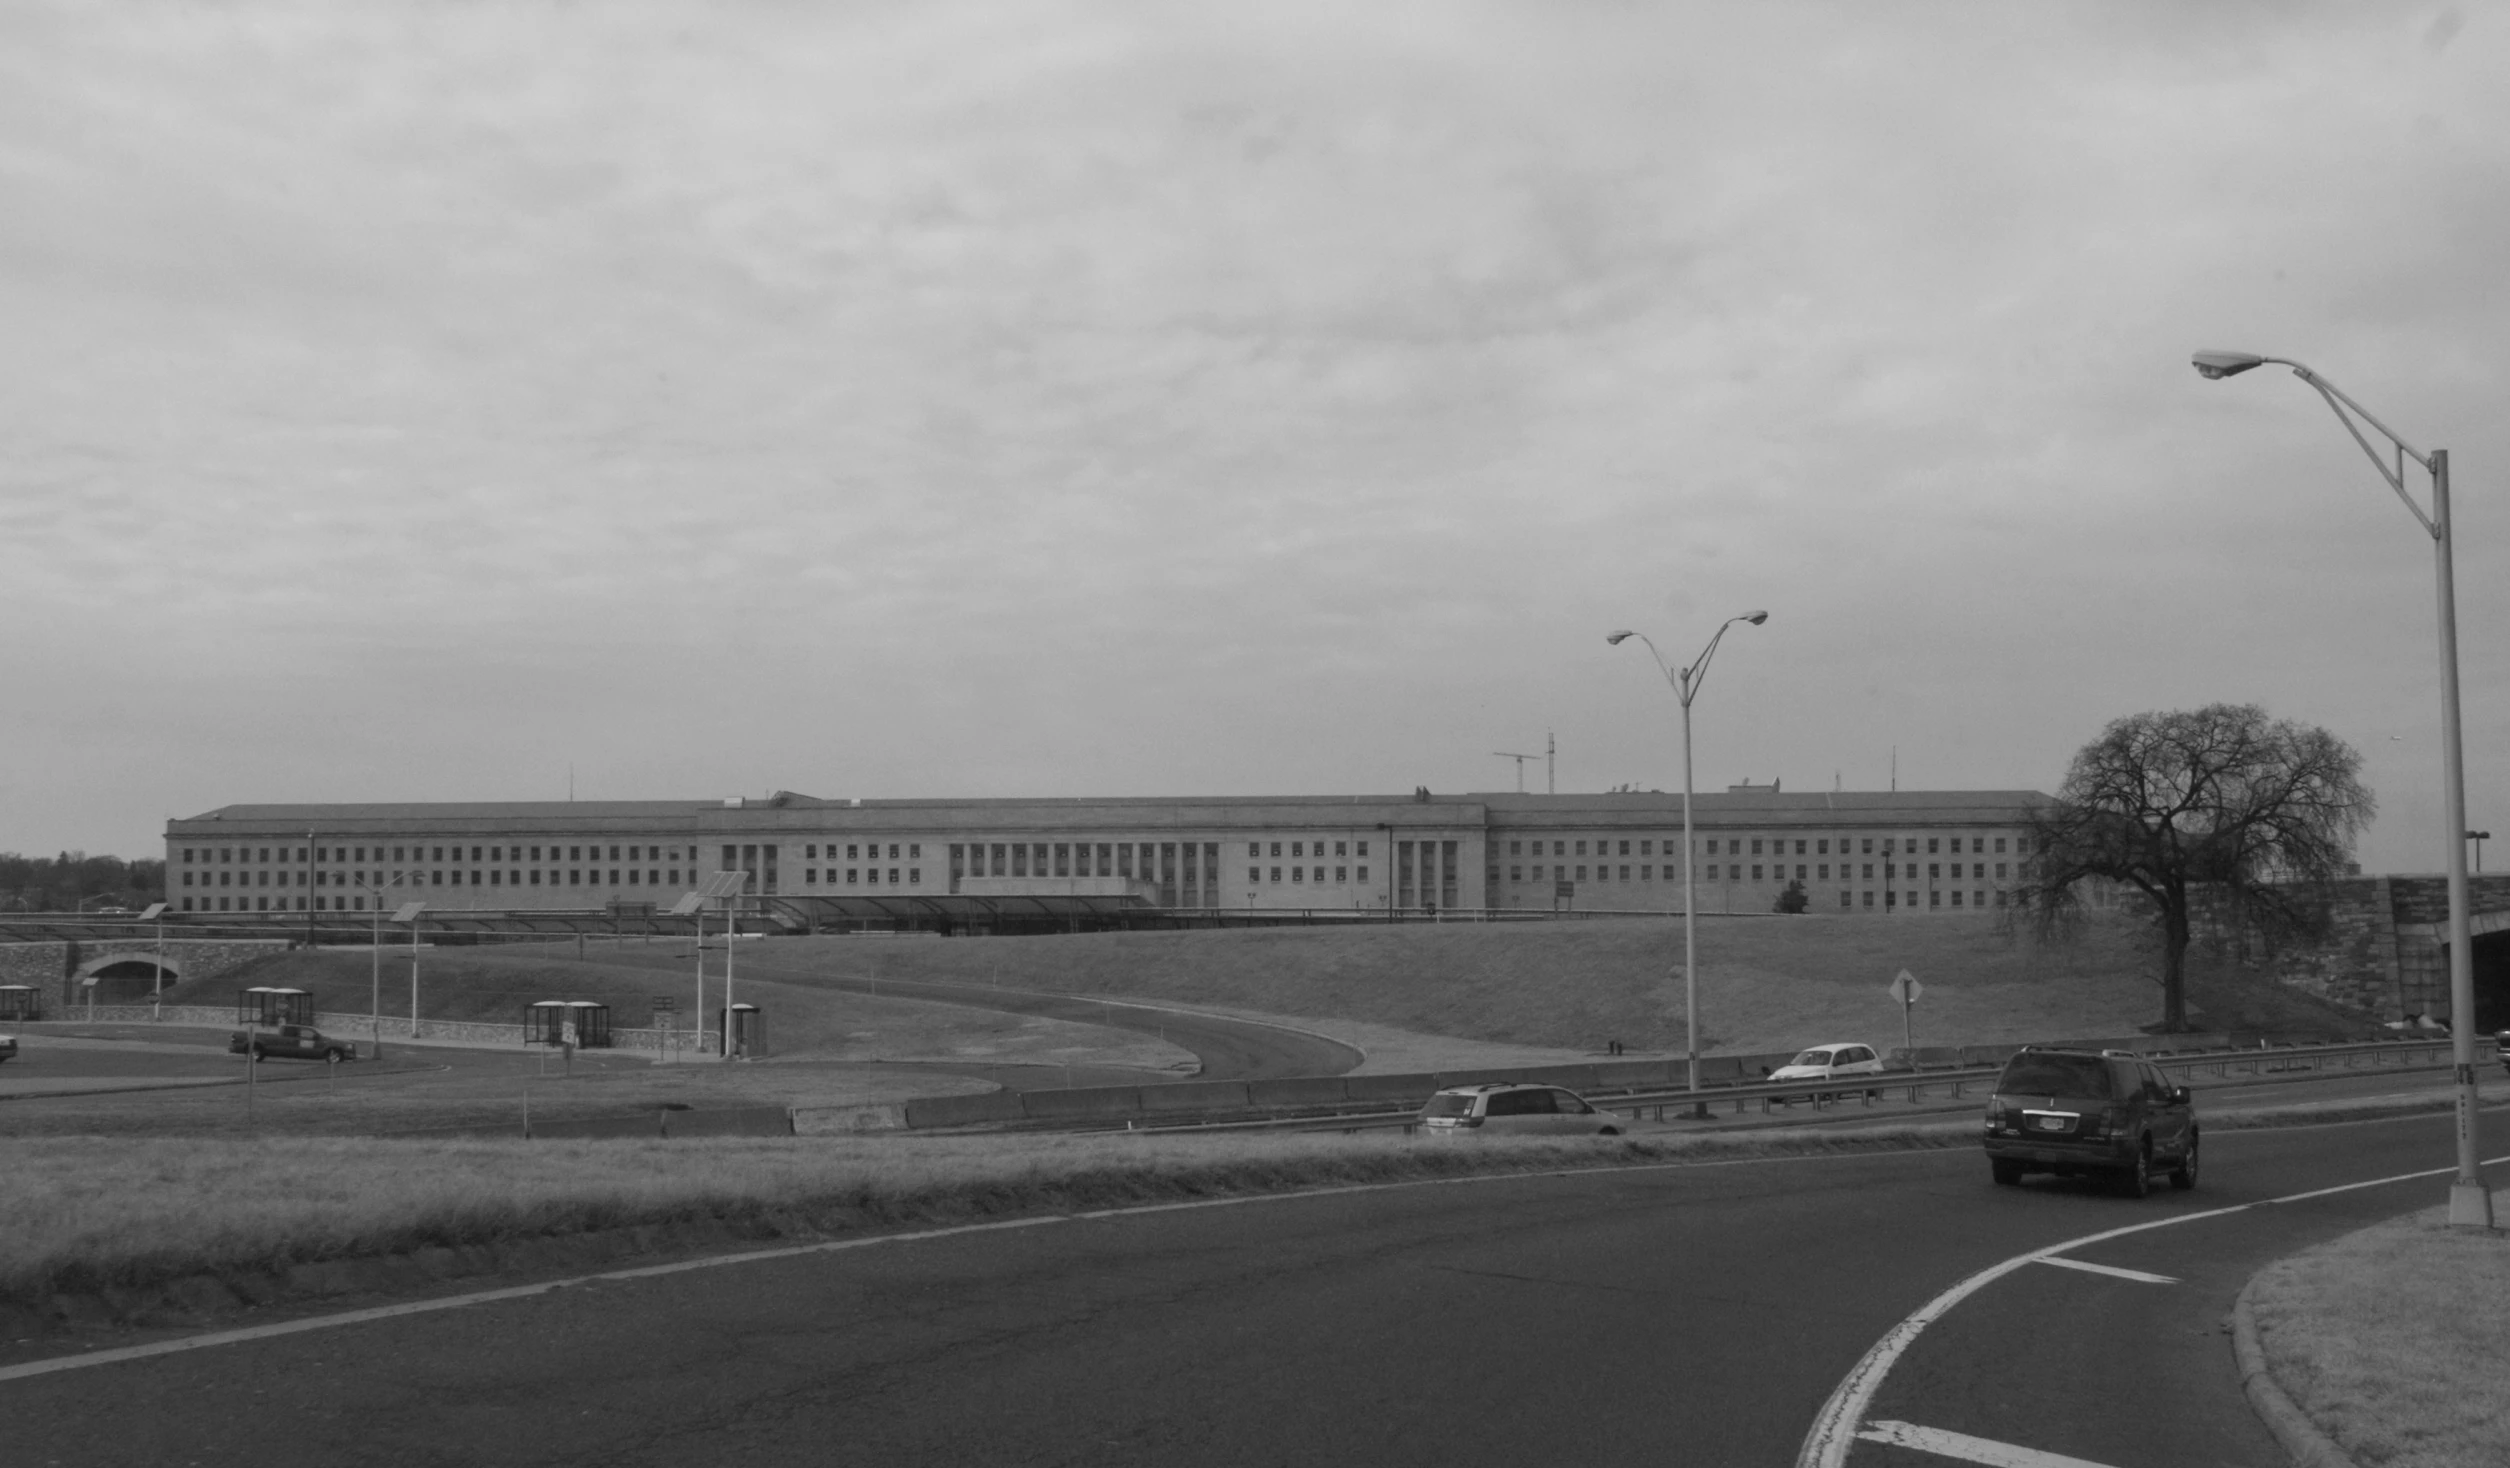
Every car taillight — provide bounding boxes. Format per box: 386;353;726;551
2081;1107;2122;1140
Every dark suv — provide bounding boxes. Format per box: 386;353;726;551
1982;1047;2196;1196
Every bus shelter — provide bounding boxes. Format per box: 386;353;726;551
524;1000;612;1048
236;986;313;1027
0;984;39;1021
720;1002;765;1058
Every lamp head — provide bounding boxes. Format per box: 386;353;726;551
2191;349;2266;381
1740;610;1769;625
1605;630;1634;645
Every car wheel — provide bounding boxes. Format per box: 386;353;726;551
1991;1158;2023;1186
2169;1134;2199;1191
2119;1141;2153;1198
1598;1125;1622;1136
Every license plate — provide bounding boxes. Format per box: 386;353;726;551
2033;1116;2069;1131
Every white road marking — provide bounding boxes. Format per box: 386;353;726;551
2034;1257;2178;1285
1795;1153;2510;1468
1856;1420;2122;1467
0;1141;1945;1386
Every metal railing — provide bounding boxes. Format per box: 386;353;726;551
1112;1036;2467;1137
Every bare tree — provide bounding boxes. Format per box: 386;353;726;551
2019;704;2372;1032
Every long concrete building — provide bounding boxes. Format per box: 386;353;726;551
164;785;2049;926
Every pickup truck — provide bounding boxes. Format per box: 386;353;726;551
229;1024;358;1062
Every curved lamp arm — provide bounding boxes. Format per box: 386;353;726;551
2193;350;2436;536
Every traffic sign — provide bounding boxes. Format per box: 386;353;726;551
1888;969;1923;1004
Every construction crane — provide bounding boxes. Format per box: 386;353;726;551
1492;733;1556;794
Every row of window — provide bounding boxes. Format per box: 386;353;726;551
1506;834;2023;859
183;868;678;890
1840;889;2007;909
183;844;685;864
1508;862;2016;885
1250;841;1368;859
1252;866;1368;885
804;868;921;886
949;842;1222;882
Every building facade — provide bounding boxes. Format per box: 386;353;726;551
163;785;2048;919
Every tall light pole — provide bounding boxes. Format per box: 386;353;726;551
1608;611;1768;1115
2193;348;2490;1229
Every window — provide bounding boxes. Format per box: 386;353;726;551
1927;838;1939;853
909;844;921;859
1291;842;1303;858
1617;840;1629;856
1248;867;1260;883
1619;865;1630;881
1356;841;1368;857
1335;867;1347;882
1511;867;1523;882
1751;865;1763;881
1640;865;1651;880
1751;839;1763;855
1864;891;1874;907
1292;867;1304;883
1951;891;1964;907
1818;864;1829;880
1575;866;1587;881
1840;891;1852;908
1793;841;1804;855
1269;867;1281;882
1639;840;1652;856
1995;837;2008;853
1929;890;1941;908
1356;865;1368;882
1574;840;1586;856
1270;842;1282;858
1862;838;1873;854
1248;843;1260;858
1509;841;1521;856
1996;863;2008;880
1929;864;1940;880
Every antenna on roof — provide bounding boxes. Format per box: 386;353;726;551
1493;750;1542;792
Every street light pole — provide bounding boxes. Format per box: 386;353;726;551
2193;349;2490;1229
1609;612;1768;1116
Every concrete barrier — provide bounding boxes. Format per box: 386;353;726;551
793;1103;909;1135
903;1091;1027;1129
1136;1080;1253;1113
662;1106;792;1138
1592;1060;1678;1089
1340;1072;1439;1104
1245;1077;1354;1108
1019;1086;1144;1122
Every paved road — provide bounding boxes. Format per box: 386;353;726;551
675;953;1369;1082
8;1105;2501;1466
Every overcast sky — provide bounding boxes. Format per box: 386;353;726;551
5;2;2505;873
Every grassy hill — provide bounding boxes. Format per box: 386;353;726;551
164;912;2378;1060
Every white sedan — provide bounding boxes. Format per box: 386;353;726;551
1766;1042;1886;1098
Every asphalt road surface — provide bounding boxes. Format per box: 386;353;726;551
712;957;1369;1081
9;1105;2502;1467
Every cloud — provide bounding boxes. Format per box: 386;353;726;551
2;1;2506;870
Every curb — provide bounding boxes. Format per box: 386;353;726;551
2231;1278;2359;1468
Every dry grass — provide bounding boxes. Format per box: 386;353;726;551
645;914;2375;1054
0;1125;1971;1306
161;911;2373;1061
2247;1205;2510;1468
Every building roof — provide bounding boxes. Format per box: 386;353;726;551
167;787;2049;839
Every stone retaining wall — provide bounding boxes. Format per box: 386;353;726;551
40;1004;714;1054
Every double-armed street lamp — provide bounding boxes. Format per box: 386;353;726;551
2192;348;2490;1229
1607;611;1768;1114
